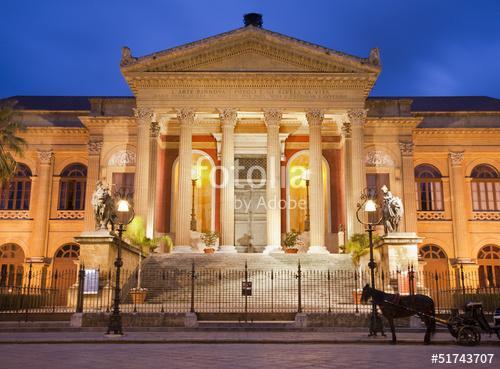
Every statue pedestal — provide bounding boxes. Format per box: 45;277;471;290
75;229;142;272
375;232;423;293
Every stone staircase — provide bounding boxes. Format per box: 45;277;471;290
122;253;358;312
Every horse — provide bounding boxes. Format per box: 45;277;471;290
361;284;436;344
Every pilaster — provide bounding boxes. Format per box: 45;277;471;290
30;149;54;259
147;120;160;238
83;139;102;231
347;109;367;235
448;151;469;262
399;141;418;232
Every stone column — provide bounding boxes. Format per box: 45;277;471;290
342;121;354;240
132;107;154;226
146;121;160;238
263;109;283;254
399;141;418;233
307;110;328;254
347;109;367;235
173;109;195;253
83;139;102;231
218;108;237;253
448;151;469;262
30;150;54;259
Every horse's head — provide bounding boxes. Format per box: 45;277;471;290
360;284;371;303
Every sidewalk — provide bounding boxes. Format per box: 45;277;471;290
0;330;498;345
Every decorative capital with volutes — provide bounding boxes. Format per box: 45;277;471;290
176;108;196;127
399;141;414;157
306;109;324;127
341;121;352;138
87;139;103;155
449;151;465;166
133;107;154;125
218;108;238;128
347;109;368;125
150;121;160;138
37;149;53;164
263;109;283;127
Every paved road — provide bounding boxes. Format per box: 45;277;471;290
0;343;498;369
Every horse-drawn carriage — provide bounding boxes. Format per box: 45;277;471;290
446;302;500;346
361;284;500;346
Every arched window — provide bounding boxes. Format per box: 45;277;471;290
470;164;500;211
58;164;87;210
0;243;25;287
477;244;500;288
415;164;443;211
55;243;80;259
419;244;447;259
0;163;32;210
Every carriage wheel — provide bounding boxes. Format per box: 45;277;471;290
457;326;481;346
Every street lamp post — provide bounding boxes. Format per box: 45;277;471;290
301;169;310;232
107;199;134;335
355;188;385;337
190;166;200;231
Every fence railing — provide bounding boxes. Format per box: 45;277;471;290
1;262;499;319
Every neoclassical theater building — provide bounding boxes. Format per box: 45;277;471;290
1;16;499;285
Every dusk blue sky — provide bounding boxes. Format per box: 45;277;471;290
1;0;499;98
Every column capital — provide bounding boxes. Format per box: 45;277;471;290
263;109;283;127
306;109;324;127
218;108;238;128
347;109;368;125
87;139;103;155
37;149;53;164
399;141;414;157
150;121;160;138
133;107;154;124
449;151;465;166
341;121;352;138
176;108;196;127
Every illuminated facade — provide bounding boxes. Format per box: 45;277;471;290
1;19;499;286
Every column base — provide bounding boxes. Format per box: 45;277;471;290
307;245;330;254
172;245;194;253
262;245;284;255
217;245;238;254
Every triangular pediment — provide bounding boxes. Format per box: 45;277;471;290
121;26;380;74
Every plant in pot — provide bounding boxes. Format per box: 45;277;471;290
345;233;380;305
282;230;301;254
201;231;219;253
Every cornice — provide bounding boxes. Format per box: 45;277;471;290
24;127;88;136
365;117;422;129
414;128;500;136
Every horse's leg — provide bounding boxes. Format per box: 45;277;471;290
423;317;431;345
388;317;396;344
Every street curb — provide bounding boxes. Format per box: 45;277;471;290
0;339;498;345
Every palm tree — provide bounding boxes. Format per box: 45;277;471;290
0;105;26;184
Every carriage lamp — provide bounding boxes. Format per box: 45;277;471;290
190;166;201;231
301;168;311;232
356;188;385;337
107;199;134;336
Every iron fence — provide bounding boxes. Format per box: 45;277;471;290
1;262;499;319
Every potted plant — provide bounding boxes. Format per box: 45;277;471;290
201;231;219;253
345;233;380;304
282;231;301;254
